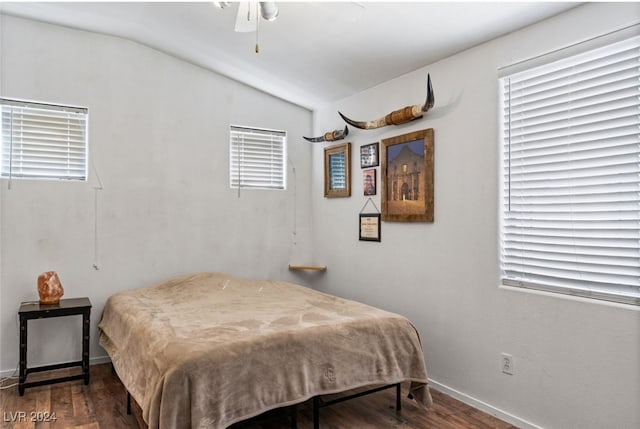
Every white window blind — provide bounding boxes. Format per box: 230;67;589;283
230;125;286;190
499;35;640;306
1;98;88;181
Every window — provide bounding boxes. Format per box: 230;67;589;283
229;125;286;190
499;35;640;306
1;98;88;181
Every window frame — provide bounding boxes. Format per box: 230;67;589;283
498;35;640;306
229;125;287;191
0;98;89;182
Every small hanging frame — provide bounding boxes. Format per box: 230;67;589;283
359;198;381;242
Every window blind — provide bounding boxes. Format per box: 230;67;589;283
230;125;286;190
499;35;640;305
1;98;88;181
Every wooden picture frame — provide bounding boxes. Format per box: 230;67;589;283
381;128;434;222
324;142;351;198
359;213;381;242
360;142;379;168
363;169;376;196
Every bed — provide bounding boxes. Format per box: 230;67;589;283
98;272;431;429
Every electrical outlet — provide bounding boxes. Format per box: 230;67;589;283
501;353;514;375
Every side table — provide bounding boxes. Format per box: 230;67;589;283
18;297;91;396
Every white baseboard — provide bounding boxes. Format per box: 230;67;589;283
428;378;543;429
0;366;18;379
0;355;112;379
90;354;112;365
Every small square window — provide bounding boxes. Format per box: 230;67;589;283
1;98;88;181
229;125;286;190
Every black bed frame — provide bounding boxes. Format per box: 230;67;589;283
124;381;403;429
310;383;402;429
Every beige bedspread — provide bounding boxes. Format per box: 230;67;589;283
98;272;431;429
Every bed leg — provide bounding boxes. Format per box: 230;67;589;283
289;404;297;429
313;396;320;429
127;391;131;415
396;383;402;411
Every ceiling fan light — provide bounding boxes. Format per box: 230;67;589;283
259;2;278;21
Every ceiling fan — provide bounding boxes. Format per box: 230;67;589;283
213;1;279;33
213;1;279;52
213;2;363;53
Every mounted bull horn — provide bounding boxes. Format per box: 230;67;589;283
338;74;435;130
303;125;349;143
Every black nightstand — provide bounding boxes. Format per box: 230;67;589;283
18;297;91;396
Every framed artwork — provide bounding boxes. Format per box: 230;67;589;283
360;142;379;168
363;169;376;196
381;128;434;222
359;213;381;242
324;142;351;198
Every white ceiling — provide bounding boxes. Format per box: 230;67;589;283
1;1;580;110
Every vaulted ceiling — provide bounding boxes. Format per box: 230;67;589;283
1;2;580;110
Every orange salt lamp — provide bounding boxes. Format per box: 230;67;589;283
37;271;64;305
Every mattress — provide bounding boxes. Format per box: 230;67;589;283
98;272;431;428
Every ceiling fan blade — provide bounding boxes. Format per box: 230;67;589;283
234;1;258;33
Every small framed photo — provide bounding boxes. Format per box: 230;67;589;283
359;213;381;242
360;142;379;168
363;169;376;196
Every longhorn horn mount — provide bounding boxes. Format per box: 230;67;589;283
303;125;349;143
338;74;435;130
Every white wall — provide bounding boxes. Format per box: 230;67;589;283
0;15;313;372
312;3;639;429
2;4;640;429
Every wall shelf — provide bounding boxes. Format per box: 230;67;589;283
288;265;327;272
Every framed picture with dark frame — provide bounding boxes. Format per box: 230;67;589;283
359;213;381;242
363;169;376;196
324;142;351;198
381;128;434;222
360;142;379;168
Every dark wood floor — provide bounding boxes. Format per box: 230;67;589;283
0;363;518;429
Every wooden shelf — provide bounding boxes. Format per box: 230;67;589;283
288;265;327;272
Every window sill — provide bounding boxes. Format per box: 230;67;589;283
499;283;640;311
